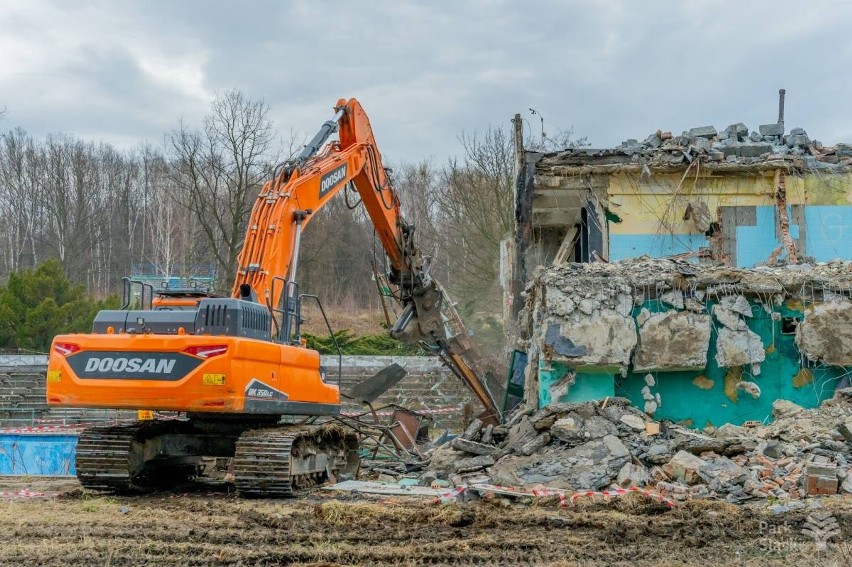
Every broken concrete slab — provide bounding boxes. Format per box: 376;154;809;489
796;301;852;366
713;304;747;330
543;311;637;369
617;462;650;488
688;126;717;139
456;455;495;473
759;123;785;137
720;295;753;317
451;437;496;456
633;310;711;372
716;327;765;367
663;450;705;484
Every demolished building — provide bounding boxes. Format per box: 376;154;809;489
504;95;852;426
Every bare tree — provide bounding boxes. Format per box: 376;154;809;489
169;90;275;290
434;126;515;318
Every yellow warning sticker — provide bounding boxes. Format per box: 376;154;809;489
202;373;226;386
137;410;154;421
47;370;61;383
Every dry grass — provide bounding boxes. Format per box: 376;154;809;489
2;479;852;566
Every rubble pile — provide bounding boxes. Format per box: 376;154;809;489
420;392;852;503
538;121;852;172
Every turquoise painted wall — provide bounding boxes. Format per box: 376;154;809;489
539;299;849;426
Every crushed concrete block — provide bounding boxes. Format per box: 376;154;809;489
462;418;484;440
663;450;705;484
490;435;630;490
619;414;646;431
660;290;684;310
688;126;717;139
720;295;752;317
455;455;495;473
790;127;807;136
699;456;748;488
759;123;784;136
772;399;804;419
837;418;852;443
713;304;747;331
715;423;747;439
546;288;576;316
519;433;550;456
615;293;634;317
841;475;852;494
501;416;537;452
551;415;616;444
633;311;711;371
428;445;468;473
578;298;597;315
451;437;496;456
689;137;713;152
543;310;637;369
796;301;852;366
617;462;650;487
643;133;662;148
715;327;765;368
636;307;651;326
481;424;494;445
727;123;748;141
787;134;810;147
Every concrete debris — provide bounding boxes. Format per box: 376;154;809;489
634;310;712;371
796;301;852;366
524;258;852;376
535;117;852;178
715;327;765;368
419;392;852;503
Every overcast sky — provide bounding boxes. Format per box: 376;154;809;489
2;1;852;163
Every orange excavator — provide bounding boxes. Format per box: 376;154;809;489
46;98;499;496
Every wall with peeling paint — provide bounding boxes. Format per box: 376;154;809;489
604;171;852;266
538;297;850;426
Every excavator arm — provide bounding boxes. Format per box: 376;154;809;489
232;98;500;420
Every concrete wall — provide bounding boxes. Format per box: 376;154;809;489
0;355;470;432
606;171;852;265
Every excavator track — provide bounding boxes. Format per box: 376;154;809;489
75;423;144;492
233;425;359;498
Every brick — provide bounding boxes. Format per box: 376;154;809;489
805;464;839;495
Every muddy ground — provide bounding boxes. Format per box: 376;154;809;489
1;478;852;566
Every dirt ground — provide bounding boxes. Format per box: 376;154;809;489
1;478;852;566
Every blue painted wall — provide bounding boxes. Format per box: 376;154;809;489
735;206;800;268
0;434;77;475
609;205;852;267
609;234;708;261
804;206;852;261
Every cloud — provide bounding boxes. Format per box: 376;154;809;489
2;0;852;161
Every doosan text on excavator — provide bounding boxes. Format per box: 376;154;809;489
45;98;499;497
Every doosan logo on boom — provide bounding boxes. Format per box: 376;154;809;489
84;357;176;374
319;164;347;197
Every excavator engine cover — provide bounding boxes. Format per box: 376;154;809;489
92;299;271;340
